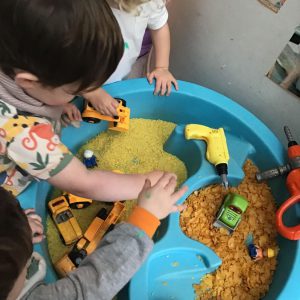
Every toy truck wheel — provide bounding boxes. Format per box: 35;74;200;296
69;202;79;209
69;249;87;267
106;223;115;234
59;233;67;245
97;208;108;219
82;117;101;124
115;98;126;107
69;202;91;209
78;202;91;209
113;115;118;127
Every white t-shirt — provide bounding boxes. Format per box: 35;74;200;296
105;0;168;84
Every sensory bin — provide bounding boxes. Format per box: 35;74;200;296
47;120;278;300
18;79;300;300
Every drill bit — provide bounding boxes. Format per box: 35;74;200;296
216;163;229;190
256;164;291;182
216;163;229;189
220;173;229;189
284;126;298;147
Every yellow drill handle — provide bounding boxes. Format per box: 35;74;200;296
185;124;229;166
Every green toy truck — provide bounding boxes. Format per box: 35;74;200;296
213;193;249;233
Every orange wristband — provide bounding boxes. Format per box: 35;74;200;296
127;206;160;238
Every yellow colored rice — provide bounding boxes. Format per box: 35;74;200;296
47;118;187;263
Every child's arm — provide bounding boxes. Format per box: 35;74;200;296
6;117;166;201
48;156;169;201
147;23;179;96
83;87;119;116
23;174;188;300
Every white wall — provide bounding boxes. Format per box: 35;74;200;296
168;0;300;144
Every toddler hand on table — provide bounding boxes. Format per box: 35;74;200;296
147;67;179;96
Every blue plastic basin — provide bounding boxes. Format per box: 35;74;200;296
18;79;300;300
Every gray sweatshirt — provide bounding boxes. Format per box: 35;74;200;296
22;223;153;300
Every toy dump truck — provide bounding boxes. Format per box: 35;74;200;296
48;196;83;245
55;201;125;277
82;98;130;132
213;193;248;233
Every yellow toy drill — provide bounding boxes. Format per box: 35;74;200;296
185;124;230;189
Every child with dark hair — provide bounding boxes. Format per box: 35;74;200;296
0;187;45;300
0;174;187;300
0;188;33;300
0;0;168;199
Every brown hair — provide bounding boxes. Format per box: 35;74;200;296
0;0;124;94
0;188;33;300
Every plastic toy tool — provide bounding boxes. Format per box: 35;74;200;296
256;126;300;240
185;124;230;189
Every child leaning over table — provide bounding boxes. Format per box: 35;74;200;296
0;174;187;300
63;0;178;122
0;0;169;198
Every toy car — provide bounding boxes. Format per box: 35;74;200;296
55;201;125;277
213;192;249;233
63;192;92;209
48;196;83;245
82;98;130;132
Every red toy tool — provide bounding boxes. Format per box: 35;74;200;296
256;126;300;240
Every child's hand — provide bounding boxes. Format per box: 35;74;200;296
146;170;169;185
24;209;45;244
147;68;179;96
62;103;82;122
137;172;188;220
84;88;119;116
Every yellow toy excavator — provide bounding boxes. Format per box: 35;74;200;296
82;98;130;132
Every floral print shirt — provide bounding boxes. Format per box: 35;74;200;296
0;100;73;196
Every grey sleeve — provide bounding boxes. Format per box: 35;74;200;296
22;223;153;300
